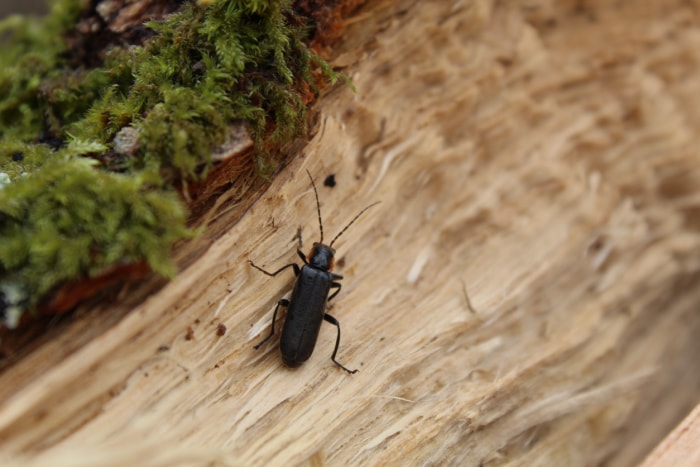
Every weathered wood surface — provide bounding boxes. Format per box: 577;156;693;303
2;1;700;465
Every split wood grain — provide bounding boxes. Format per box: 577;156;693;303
1;1;700;465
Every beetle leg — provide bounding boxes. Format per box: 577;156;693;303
249;261;300;277
296;248;308;264
323;314;358;374
254;299;290;349
328;282;342;302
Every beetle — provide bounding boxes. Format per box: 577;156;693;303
249;170;379;373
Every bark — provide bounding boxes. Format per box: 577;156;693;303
1;1;700;465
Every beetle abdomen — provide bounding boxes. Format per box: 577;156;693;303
280;266;331;366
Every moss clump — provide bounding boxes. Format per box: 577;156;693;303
0;0;336;327
0;156;192;327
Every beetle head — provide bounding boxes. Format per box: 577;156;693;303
308;242;335;271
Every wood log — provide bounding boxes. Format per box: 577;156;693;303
1;1;700;465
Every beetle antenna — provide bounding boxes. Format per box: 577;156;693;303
306;170;324;243
330;201;381;248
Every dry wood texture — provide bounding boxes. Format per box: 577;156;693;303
1;0;700;465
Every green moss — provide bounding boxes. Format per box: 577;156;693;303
0;158;192;321
0;0;336;326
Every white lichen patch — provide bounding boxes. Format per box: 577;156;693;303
113;126;141;156
211;124;253;161
0;281;27;329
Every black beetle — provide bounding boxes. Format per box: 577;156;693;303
250;170;379;373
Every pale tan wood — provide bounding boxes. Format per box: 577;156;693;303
642;403;700;467
1;1;700;465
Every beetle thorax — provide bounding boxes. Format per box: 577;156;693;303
308;242;335;271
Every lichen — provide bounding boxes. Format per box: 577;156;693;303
0;0;336;327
